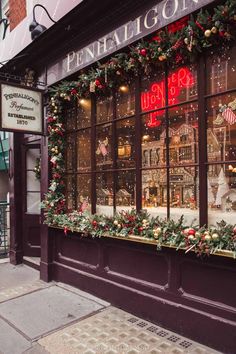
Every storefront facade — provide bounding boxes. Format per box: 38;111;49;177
7;0;236;352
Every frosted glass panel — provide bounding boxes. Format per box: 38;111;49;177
27;171;40;191
26;148;40;169
27;192;41;214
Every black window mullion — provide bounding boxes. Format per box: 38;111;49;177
91;93;96;214
112;89;117;214
135;76;142;212
165;63;170;219
198;55;208;226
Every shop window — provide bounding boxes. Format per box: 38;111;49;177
63;51;236;225
208;164;236;225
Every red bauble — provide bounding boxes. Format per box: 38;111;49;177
95;79;101;86
188;229;196;236
92;220;97;227
219;30;225;37
233;226;236;234
70;88;77;95
140;48;147;57
138;227;143;232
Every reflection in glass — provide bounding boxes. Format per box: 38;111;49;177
141;112;165;167
96;124;112;170
77;129;91;171
206;46;236;95
116;118;135;168
167;64;197;104
208;164;236;225
141;71;166;112
207;93;236;162
77;174;91;212
65;105;77;131
116;84;135;118
168;103;198;165
142;169;167;218
96;172;114;216
66;133;75;172
77;98;91;128
116;171;135;212
96;96;113;123
66;174;76;210
169;167;199;224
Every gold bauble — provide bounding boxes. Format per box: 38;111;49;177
211;27;218;34
204;29;212;37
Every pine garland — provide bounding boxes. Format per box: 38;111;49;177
42;0;236;258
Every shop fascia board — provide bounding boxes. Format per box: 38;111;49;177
0;0;84;68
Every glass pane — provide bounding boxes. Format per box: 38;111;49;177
77;129;91;171
116;170;135;212
66;174;76;210
142;169;167;218
95;124;112;170
27;171;40;192
207;92;236;162
168;102;198;165
141;111;165;167
27;192;41;214
208;164;236;225
206;46;236;95
116;84;135;118
77;98;91;128
96;172;114;216
117;118;135;168
26;148;40;169
96;96;113;123
167;64;197;105
141;71;166;112
169;167;199;224
65;104;77;131
66;133;75;172
77;174;91;212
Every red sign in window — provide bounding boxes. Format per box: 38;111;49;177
141;67;195;127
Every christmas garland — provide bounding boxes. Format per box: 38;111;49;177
33;157;41;180
42;0;236;258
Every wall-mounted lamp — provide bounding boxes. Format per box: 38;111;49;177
29;4;57;40
0;18;9;40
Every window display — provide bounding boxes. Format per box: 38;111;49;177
62;47;236;225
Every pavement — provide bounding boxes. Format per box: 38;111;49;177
0;260;221;354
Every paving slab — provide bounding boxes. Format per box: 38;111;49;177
39;307;221;354
0;285;104;340
0;317;31;354
0;263;39;290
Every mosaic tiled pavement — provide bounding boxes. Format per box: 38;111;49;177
39;307;221;354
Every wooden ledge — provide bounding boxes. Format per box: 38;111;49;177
49;225;235;259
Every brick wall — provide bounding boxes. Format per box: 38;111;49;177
9;0;26;31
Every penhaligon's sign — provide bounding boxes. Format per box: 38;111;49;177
0;83;43;134
47;0;215;85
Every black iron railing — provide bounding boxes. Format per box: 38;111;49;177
0;202;9;257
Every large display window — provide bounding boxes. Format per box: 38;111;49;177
63;46;236;226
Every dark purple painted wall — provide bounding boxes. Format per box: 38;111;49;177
48;228;236;354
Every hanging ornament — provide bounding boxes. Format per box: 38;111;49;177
158;55;167;61
211;26;218;34
204;29;212;37
96;137;109;156
140;48;147;56
90;81;96;92
214;113;224;125
95;79;101;87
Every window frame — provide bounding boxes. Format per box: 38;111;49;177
64;49;236;227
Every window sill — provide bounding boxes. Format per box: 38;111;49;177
49;225;235;260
